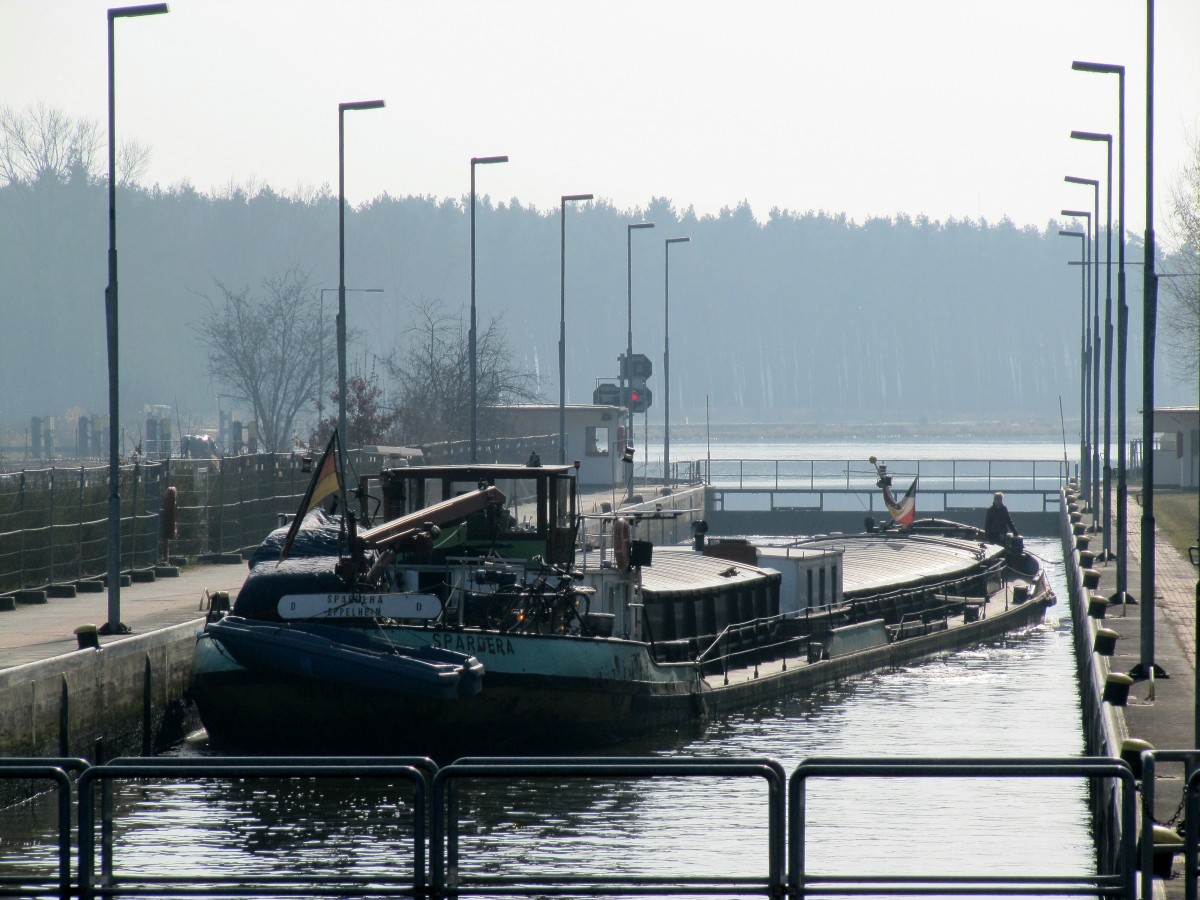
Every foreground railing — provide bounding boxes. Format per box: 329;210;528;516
0;754;1150;900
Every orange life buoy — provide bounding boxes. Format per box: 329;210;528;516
162;486;178;540
613;517;631;571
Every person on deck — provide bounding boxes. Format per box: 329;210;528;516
984;491;1019;545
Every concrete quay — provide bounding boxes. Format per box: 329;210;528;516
1063;484;1198;897
0;561;248;768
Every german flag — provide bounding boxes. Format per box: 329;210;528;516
278;430;342;563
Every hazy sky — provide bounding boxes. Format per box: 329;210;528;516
4;0;1198;239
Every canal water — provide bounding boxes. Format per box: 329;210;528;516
0;539;1093;890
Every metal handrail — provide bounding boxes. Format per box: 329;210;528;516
1144;750;1200;900
432;758;787;899
0;762;74;900
77;761;430;900
789;757;1136;900
2;755;1130;900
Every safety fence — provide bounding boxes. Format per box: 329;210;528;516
0;449;414;597
0;754;1156;900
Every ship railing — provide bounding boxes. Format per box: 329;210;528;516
692;611;813;677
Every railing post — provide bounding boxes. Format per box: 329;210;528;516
77;467;85;582
18;470;26;589
48;467;57;588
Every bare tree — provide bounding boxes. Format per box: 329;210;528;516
1161;133;1200;380
383;298;542;446
0;102;151;187
192;266;332;451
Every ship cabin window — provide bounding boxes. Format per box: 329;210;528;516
586;426;610;457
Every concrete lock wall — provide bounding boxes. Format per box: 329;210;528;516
0;620;203;775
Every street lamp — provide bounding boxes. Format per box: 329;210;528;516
338;99;385;462
470;155;508;463
1065;174;1101;521
625;222;655;501
663;237;690;486
103;2;169;637
1070;130;1113;560
559;193;593;465
1058;224;1089;498
1074;62;1130;605
319;287;383;426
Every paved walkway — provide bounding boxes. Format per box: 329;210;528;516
0;562;250;670
1077;487;1197;895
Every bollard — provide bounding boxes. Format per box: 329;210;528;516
807;642;824;664
1079;550;1096;567
74;624;100;650
1103;673;1134;706
1072;522;1087;535
1075;535;1090;552
1119;737;1153;779
1082;568;1101;590
1087;595;1108;618
1093;627;1119;656
1012;584;1029;604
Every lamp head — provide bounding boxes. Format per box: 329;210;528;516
473;155;509;166
1058;230;1086;238
340;100;386;113
1060;209;1090;220
1064;175;1100;188
667;237;691;245
1072;60;1125;76
562;193;594;203
109;3;169;19
628;222;655;231
1070;130;1112;144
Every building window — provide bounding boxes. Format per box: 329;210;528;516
586;426;610;457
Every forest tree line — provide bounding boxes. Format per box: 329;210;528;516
2;104;1196;452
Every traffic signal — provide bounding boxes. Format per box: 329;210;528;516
592;382;621;406
620;353;653;381
624;385;653;413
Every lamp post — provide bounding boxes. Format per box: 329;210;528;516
319;287;383;427
559;193;593;465
1139;1;1163;688
103;2;169;636
1070;131;1113;561
338;99;385;462
625;222;655;501
1074;62;1129;605
663;237;690;486
470;155;509;463
1058;224;1089;497
1065;174;1102;521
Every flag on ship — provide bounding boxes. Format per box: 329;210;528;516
882;477;918;525
278;430;342;563
870;454;917;526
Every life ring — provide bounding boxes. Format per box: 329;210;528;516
613;517;631;571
